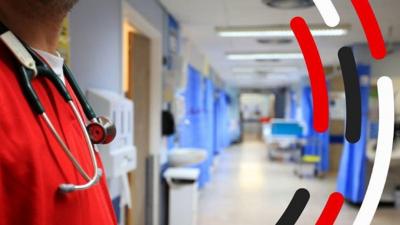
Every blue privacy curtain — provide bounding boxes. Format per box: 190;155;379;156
213;91;222;155
179;66;214;187
285;89;298;120
302;86;330;172
176;65;233;187
202;79;215;184
226;90;241;142
178;66;203;147
214;90;230;155
289;90;297;120
337;65;370;203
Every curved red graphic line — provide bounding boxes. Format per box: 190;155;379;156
315;192;345;225
291;17;329;132
351;0;386;59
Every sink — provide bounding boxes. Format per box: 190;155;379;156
168;148;208;167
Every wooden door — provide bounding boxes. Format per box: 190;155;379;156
126;33;151;225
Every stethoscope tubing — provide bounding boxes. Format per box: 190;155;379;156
1;23;105;193
40;99;103;193
63;101;101;192
40;112;91;181
21;53;103;193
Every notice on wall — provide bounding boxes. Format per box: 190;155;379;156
58;18;71;66
329;92;346;120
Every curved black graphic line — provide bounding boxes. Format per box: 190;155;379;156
276;188;310;225
338;47;362;143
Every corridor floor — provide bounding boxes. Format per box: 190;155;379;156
197;140;400;225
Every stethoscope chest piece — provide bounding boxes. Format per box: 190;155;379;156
87;117;116;145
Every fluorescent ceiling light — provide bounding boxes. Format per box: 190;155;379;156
231;73;300;80
217;25;349;37
232;67;299;74
227;53;303;60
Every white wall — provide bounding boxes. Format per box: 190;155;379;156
127;0;169;55
371;48;400;78
70;2;164;225
180;36;208;74
371;48;400;118
70;0;123;93
126;0;164;32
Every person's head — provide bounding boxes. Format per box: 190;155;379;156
0;0;79;20
0;0;79;52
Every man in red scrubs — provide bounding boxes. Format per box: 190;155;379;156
0;1;117;224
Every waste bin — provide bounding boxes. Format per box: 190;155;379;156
164;168;200;225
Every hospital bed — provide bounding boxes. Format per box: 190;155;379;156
367;122;400;206
263;119;306;161
263;119;324;178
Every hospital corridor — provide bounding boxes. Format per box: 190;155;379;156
2;0;400;225
198;137;400;225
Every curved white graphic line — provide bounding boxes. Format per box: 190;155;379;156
313;0;341;27
353;76;394;225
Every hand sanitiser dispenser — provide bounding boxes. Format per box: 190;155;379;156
86;89;137;225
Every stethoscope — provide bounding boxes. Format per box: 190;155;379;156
0;23;116;193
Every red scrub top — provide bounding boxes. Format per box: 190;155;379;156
0;42;117;225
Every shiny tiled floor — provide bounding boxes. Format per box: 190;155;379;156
197;139;400;225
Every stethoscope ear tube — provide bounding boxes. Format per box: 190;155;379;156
27;48;73;102
38;67;73;102
19;65;74;114
19;67;44;114
63;65;97;121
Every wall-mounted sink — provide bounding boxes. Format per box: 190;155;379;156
168;148;208;167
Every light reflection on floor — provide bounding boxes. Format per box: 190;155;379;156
198;140;400;225
238;142;267;192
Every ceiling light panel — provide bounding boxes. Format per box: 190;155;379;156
232;67;300;74
217;25;349;37
227;53;303;60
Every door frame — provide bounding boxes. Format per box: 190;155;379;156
122;2;162;225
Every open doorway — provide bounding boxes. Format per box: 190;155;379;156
123;20;152;225
122;2;163;225
123;22;136;97
240;93;275;141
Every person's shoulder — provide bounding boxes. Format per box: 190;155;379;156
0;42;20;109
0;41;17;68
0;41;19;83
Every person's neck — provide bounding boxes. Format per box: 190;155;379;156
0;11;64;54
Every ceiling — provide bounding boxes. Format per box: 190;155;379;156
160;0;400;89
